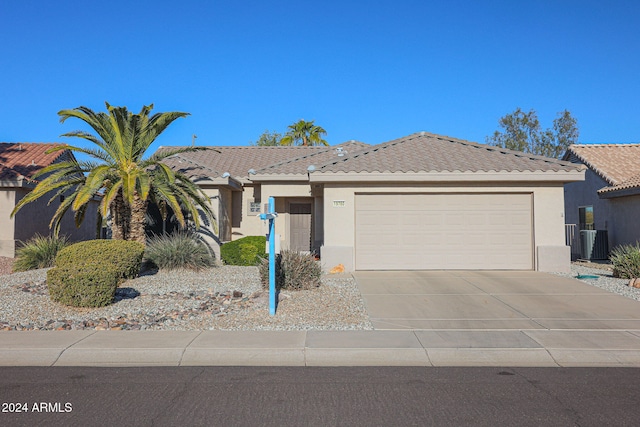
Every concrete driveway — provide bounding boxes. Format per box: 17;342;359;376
354;271;640;331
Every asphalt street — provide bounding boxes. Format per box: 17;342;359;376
1;366;639;426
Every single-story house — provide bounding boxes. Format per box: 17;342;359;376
563;144;640;258
162;132;585;272
0;142;98;257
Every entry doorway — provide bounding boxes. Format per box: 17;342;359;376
289;202;312;252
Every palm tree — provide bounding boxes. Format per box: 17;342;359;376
11;103;215;244
280;119;328;146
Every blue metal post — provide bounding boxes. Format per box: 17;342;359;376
260;197;278;316
268;197;276;316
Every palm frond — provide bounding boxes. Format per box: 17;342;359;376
49;193;77;234
144;146;212;163
100;181;123;218
58;106;114;154
71;166;111;210
23;102;199;242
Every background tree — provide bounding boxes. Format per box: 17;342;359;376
11;103;215;244
250;130;282;146
280;119;328;146
486;108;579;158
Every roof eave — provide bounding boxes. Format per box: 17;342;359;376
193;176;243;190
249;173;309;182
308;170;586;183
0;177;34;188
598;187;640;199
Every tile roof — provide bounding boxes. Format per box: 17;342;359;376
603;173;640;193
160;133;582;184
160;145;328;180
253;141;370;175
0;143;67;182
564;144;640;194
316;132;581;174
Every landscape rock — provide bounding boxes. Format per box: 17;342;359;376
0;265;373;331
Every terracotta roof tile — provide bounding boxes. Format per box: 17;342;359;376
317;132;580;174
0;143;67;182
565;144;640;188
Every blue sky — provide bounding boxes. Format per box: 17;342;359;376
2;0;639;155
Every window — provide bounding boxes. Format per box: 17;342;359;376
578;206;594;230
248;202;261;216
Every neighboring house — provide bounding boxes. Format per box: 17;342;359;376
0;143;99;257
161;132;585;272
563;144;640;258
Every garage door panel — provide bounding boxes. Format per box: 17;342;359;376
355;194;533;270
422;212;444;226
488;232;510;245
510;213;531;226
401;212;422;227
401;233;423;245
467;213;487;227
446;213;465;226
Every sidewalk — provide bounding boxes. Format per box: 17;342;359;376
2;329;640;367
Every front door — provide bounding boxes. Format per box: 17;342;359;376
289;203;312;252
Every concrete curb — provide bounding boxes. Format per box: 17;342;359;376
2;330;640;367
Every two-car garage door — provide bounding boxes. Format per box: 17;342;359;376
355;193;533;270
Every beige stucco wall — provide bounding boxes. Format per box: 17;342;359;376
609;195;640;247
233;185;263;239
14;188;57;242
321;182;568;272
197;185;271;259
56;197;100;243
258;182;316;249
223;181;324;252
312;194;324;252
564;170;612;231
564;169;640;250
0;190;17;257
0;188;100;258
197;187;224;259
205;179;571;271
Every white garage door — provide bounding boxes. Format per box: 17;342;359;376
355;193;533;270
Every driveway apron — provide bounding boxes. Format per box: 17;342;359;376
353;271;640;331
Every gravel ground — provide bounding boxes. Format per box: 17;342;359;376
2;258;638;332
552;262;640;302
0;257;15;276
0;265;373;331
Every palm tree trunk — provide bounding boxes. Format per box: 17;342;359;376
129;193;148;244
111;191;130;240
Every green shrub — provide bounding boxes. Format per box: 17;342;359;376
238;243;258;266
145;232;216;271
47;263;120;307
47;239;144;308
56;239;145;279
610;242;640;279
13;234;70;272
220;236;266;266
259;250;321;290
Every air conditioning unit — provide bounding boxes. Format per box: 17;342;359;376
579;230;609;261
